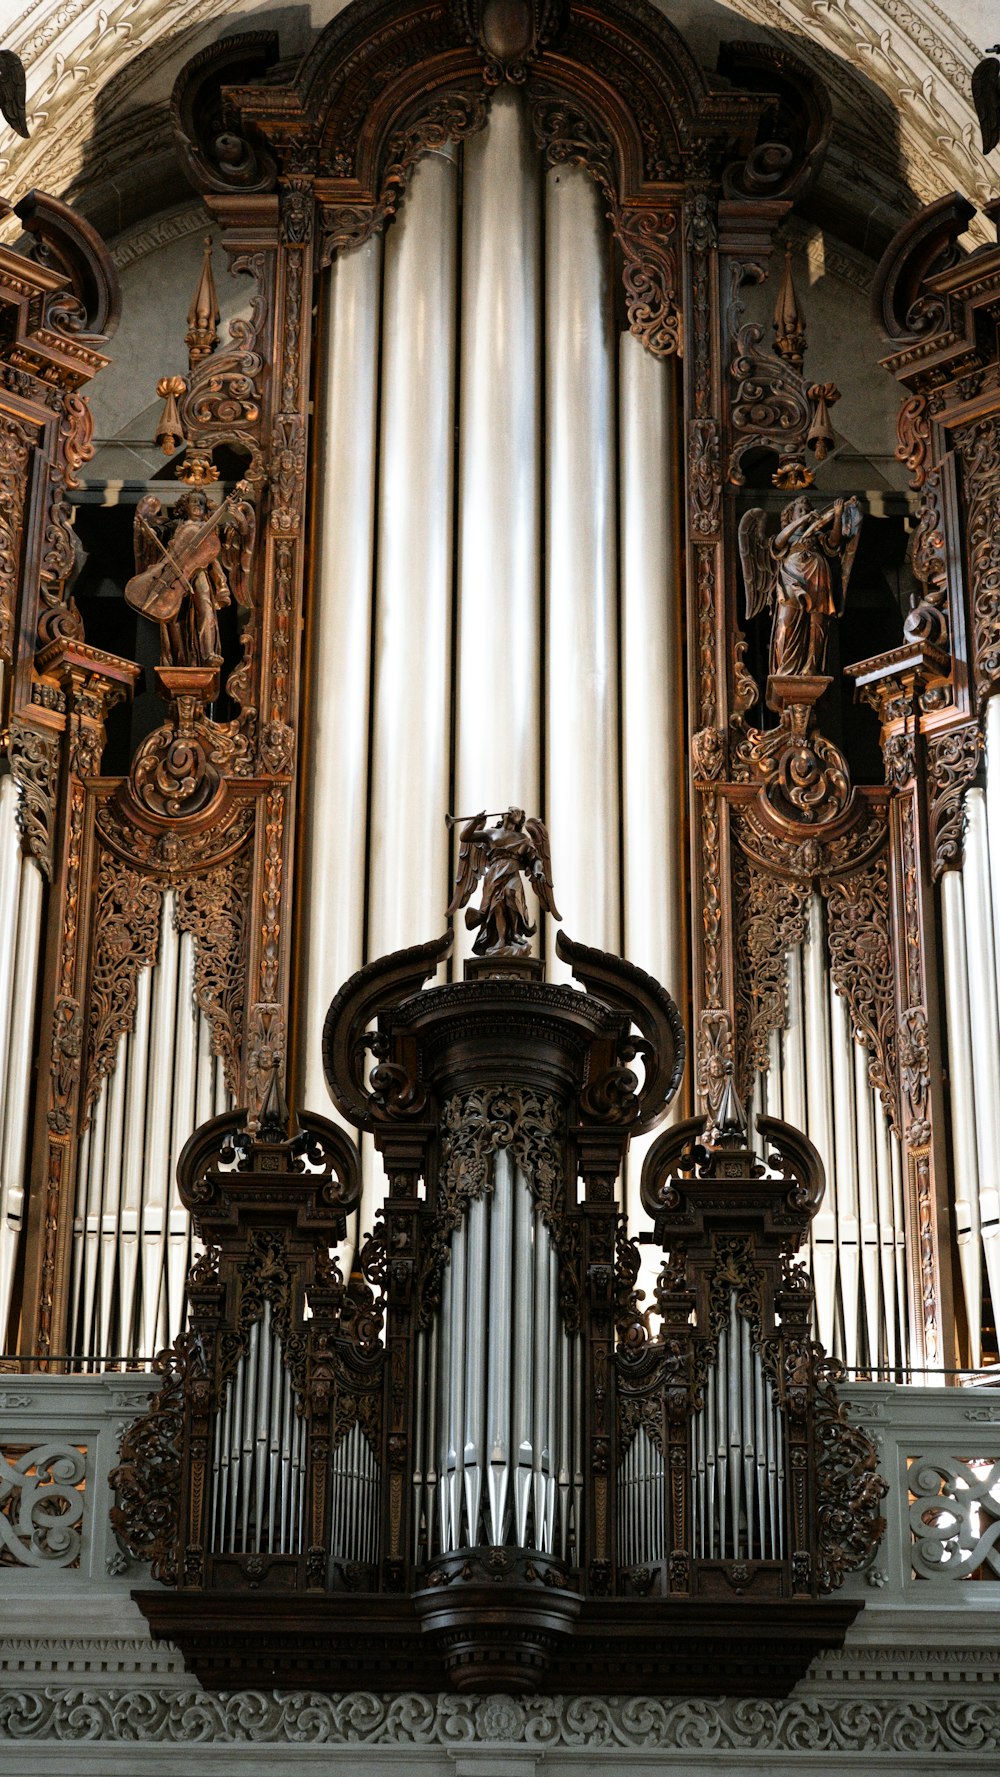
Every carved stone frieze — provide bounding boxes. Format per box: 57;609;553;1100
3;1682;1000;1749
927;721;982;879
9;718;61;878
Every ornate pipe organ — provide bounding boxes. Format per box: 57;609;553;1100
0;0;999;1700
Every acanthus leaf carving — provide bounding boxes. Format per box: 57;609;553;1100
530;96;680;357
9;717;60;878
688;419;721;536
0;414;32;661
822;857;899;1128
733;848;809;1099
320;91;490;265
84;855;162;1121
927;721;982;879
956;418;1000;698
175;849;251;1100
727;261;813;489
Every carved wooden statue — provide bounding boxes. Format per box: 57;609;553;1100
447;807;560;956
739;494;862;682
125;483;255;670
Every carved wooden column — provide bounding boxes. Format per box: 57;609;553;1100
21;643;141;1357
847;648;955;1368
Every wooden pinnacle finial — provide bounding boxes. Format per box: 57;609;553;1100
185;235;220;367
773;241;806;373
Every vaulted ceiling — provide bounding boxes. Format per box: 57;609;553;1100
1;0;997;253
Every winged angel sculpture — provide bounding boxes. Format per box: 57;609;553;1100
125;484;255;670
738;494;862;684
447;808;561;957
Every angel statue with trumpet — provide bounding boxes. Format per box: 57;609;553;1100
446;807;561;957
738;493;862;686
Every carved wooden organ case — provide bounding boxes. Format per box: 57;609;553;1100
111;927;882;1692
0;0;941;1695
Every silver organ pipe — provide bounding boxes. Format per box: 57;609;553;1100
454;90;541;970
299;233;382;1119
941;869;983;1364
418;1158;576;1558
961;786;1000;1341
684;1292;785;1563
69;895;231;1363
209;1301;309;1558
363;144;458;1239
545;159;619;978
619;339;686;1288
0;842;43;1348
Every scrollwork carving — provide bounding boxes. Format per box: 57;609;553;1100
9;718;60;877
0;414;31;661
734;851;809;1093
956;418;1000;697
688;419;720;536
83;856;162;1120
530;97;680;357
175;850;251;1099
823;859;898;1127
110;1335;205;1586
927;721;982;879
727;261;812;488
811;1355;887;1592
321;91;489;264
419;1087;569;1328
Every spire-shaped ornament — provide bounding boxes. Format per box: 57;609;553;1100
186;235;220;365
773;240;806;373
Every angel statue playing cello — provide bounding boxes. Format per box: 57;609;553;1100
738;493;862;685
124;482;255;671
447;807;561;957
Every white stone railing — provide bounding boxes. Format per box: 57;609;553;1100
841;1380;1000;1605
2;1373;1000;1606
0;1373;151;1593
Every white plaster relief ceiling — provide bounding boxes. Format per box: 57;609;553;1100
0;0;998;250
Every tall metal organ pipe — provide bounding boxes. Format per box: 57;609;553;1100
0;780;43;1348
296;233;382;1121
544;159;620;976
453;90;541;970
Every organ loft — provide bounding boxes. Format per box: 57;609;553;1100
0;0;999;1767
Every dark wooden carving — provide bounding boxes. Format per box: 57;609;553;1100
113;901;880;1693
